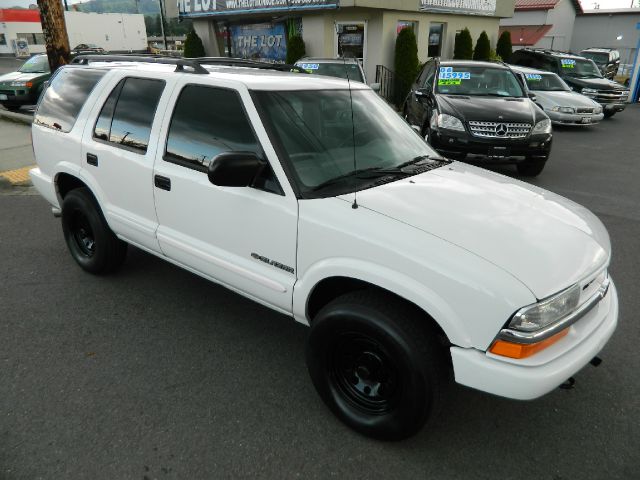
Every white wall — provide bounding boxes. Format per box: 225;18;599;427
541;0;576;51
0;21;46;55
500;10;549;27
64;12;147;52
572;13;640;66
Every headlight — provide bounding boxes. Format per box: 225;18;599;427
435;113;465;132
532;118;552;134
508;284;581;332
581;88;597;95
551;106;575;114
10;81;27;87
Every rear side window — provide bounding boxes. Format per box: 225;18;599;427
34;68;105;132
93;77;165;153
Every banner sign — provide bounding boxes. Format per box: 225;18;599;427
179;0;339;18
419;0;496;16
231;23;286;62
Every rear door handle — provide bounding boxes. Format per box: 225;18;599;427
87;153;98;166
154;175;171;191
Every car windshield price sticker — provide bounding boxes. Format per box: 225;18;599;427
438;67;470;85
525;74;543;81
300;63;319;71
561;59;576;68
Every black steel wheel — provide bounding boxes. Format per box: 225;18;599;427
61;187;127;274
306;290;448;440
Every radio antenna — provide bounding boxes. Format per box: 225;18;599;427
344;56;358;209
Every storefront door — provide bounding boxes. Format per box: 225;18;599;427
335;21;367;67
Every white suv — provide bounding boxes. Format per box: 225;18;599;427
30;56;618;440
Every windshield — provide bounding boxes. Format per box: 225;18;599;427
435;65;524;97
560;58;602;78
18;55;50;74
581;52;608;65
297;62;365;83
253;89;443;197
524;72;569;91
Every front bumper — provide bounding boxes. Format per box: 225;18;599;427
450;280;618;400
546;110;604;126
430;129;552;163
0;87;34;105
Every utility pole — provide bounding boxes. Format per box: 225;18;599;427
37;0;71;72
158;0;168;51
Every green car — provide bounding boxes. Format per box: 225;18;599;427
0;54;51;112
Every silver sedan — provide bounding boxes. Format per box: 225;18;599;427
512;66;604;126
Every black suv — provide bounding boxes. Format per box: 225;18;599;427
580;48;620;80
510;49;629;118
403;59;552;176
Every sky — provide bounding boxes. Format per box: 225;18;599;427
0;0;637;10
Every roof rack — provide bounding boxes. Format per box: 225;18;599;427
70;54;308;74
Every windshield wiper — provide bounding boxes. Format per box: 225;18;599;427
309;166;410;192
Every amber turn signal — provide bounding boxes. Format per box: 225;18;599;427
489;328;569;359
26;82;33;88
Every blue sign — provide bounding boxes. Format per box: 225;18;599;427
231;23;286;62
179;0;339;18
439;67;470;79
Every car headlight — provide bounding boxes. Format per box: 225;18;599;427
581;88;598;95
551;106;575;114
532;118;552;134
508;284;581;332
435;113;465;132
10;81;27;87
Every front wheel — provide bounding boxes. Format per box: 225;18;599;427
61;188;127;274
305;290;448;440
603;110;616;119
2;104;21;112
517;158;547;177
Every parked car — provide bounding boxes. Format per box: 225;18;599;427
29;56;618;440
71;43;106;56
403;59;552;176
510;49;629;118
0;54;51;111
294;57;380;92
511;66;604;126
580;48;620;80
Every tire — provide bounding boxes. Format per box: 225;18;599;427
305;290;448;441
2;104;20;112
517;159;546;177
61;188;127;274
603;110;616;119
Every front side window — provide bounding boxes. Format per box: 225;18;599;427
35;68;106;132
93;77;165;152
435;66;524;97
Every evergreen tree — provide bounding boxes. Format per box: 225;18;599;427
473;31;491;61
394;27;419;107
454;28;473;60
183;29;205;58
286;35;306;64
496;31;513;62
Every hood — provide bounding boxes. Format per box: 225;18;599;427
0;71;48;85
562;75;627;91
436;95;540;123
534;90;600;108
353;163;610;299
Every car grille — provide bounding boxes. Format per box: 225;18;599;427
589;90;629;104
576;107;594;114
468;121;531;138
0;89;14;95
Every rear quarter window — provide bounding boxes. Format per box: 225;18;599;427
34;68;106;133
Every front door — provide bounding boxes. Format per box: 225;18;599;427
152;81;298;313
335;21;367;68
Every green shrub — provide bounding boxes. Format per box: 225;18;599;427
394;27;419;107
286;35;306;64
183;29;205;58
454;28;473;60
496;31;513;62
473;31;491;61
489;49;502;62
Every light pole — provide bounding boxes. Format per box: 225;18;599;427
158;0;168;51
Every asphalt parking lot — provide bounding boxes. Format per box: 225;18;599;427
1;107;639;479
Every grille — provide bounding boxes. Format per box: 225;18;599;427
468;121;531;139
576;107;594;114
592;90;628;103
0;90;14;96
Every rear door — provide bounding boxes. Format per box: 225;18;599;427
151;80;298;314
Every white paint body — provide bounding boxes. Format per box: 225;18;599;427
30;63;618;401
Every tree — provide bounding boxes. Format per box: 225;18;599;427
473;31;491;61
37;0;71;72
496;31;513;62
183;29;205;58
286;35;306;64
453;28;473;60
394;27;419;107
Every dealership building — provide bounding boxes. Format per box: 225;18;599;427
181;0;516;84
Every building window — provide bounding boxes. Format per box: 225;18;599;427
0;34;6;46
428;23;445;57
397;21;418;36
16;33;46;45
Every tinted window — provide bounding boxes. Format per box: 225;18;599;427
107;78;165;152
422;64;436;88
35;68;105;132
93;80;123;141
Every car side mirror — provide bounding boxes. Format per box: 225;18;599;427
415;88;431;99
528;92;537;102
369;82;381;92
208;151;265;187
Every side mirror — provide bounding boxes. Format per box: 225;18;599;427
528;92;537;102
415;88;431;99
369;82;381;92
208;151;265;187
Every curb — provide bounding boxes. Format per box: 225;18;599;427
0;109;33;125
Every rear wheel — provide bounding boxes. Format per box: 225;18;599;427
61;188;127;274
306;290;448;440
517;158;546;177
